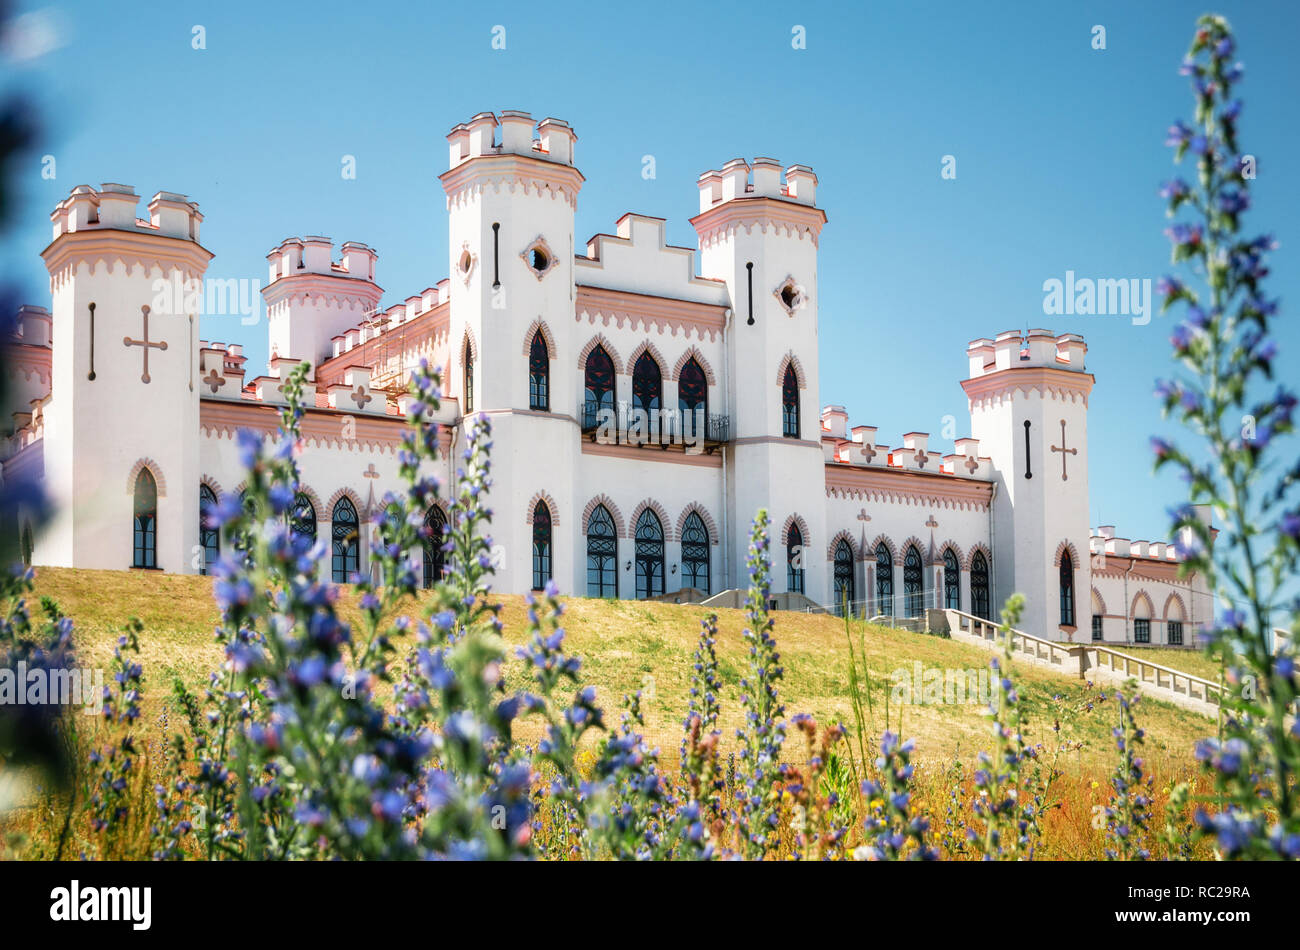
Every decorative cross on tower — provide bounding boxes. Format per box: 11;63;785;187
964;454;979;475
1050;418;1077;481
925;514;939;528
351;386;372;410
123;305;167;384
202;368;226;394
858;443;877;464
914;449;929;468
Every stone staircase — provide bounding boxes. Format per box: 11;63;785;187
932;609;1224;719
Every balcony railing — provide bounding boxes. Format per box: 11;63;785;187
579;400;730;450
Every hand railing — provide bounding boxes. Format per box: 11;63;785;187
944;608;1223;708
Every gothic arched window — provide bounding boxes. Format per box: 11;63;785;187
199;484;220;574
463;339;474;413
586;504;618;598
632;352;662;416
532;501;552;591
1166;597;1185;646
529;331;549;412
634;508;665;599
875;543;893;615
583;345;615;428
787;524;805;594
833;539;855;609
678;357;708;440
943;548;960;610
290;492;317;544
681;511;710;594
903;545;924;617
782;364;799;438
970;551;991;620
1059;551;1075;627
132;468;157;569
423;506;447;587
331;496;360;583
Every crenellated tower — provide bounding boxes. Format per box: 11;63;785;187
691;158;827;594
262;237;381;371
440;110;583;592
963;329;1093;638
39;184;212;571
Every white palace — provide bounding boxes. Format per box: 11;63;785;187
1;110;1212;645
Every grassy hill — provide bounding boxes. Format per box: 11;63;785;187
25;567;1219;778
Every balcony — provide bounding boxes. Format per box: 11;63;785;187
579;400;730;453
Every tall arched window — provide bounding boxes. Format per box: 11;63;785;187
634;508;665;599
132;468;158;568
583;345;614;428
787;524;805;594
970;551;990;620
586;504;618;598
1166;598;1185;646
229;488;255;562
678;357;708;441
423;506;447;587
463;339;474;412
903;545;924;617
1133;596;1152;643
833;539;855;608
875;543;893;615
1059;551;1075;627
290;492;317;544
531;501;552;590
942;548;960;610
632;352;662;416
529;331;549;411
199;484;219;575
782;364;800;438
681;511;710;594
331;496;360;582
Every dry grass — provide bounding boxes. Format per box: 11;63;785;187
1;567;1233;860
26;567;1220;776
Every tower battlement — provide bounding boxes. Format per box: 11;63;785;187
966;329;1088;378
446;110;578;169
696;158;818;212
49;183;204;243
266;237;377;284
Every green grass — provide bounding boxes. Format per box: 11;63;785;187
26;567;1222;775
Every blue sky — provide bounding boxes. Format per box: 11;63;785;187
3;0;1298;551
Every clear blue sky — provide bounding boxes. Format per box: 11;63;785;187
4;0;1298;551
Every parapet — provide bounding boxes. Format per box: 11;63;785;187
446;110;578;169
49;183;204;243
966;329;1088;378
198;342;248;398
10;305;52;347
820;405;848;438
696;157;818;212
267;237;378;284
1089;505;1213;565
823;411;990;479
